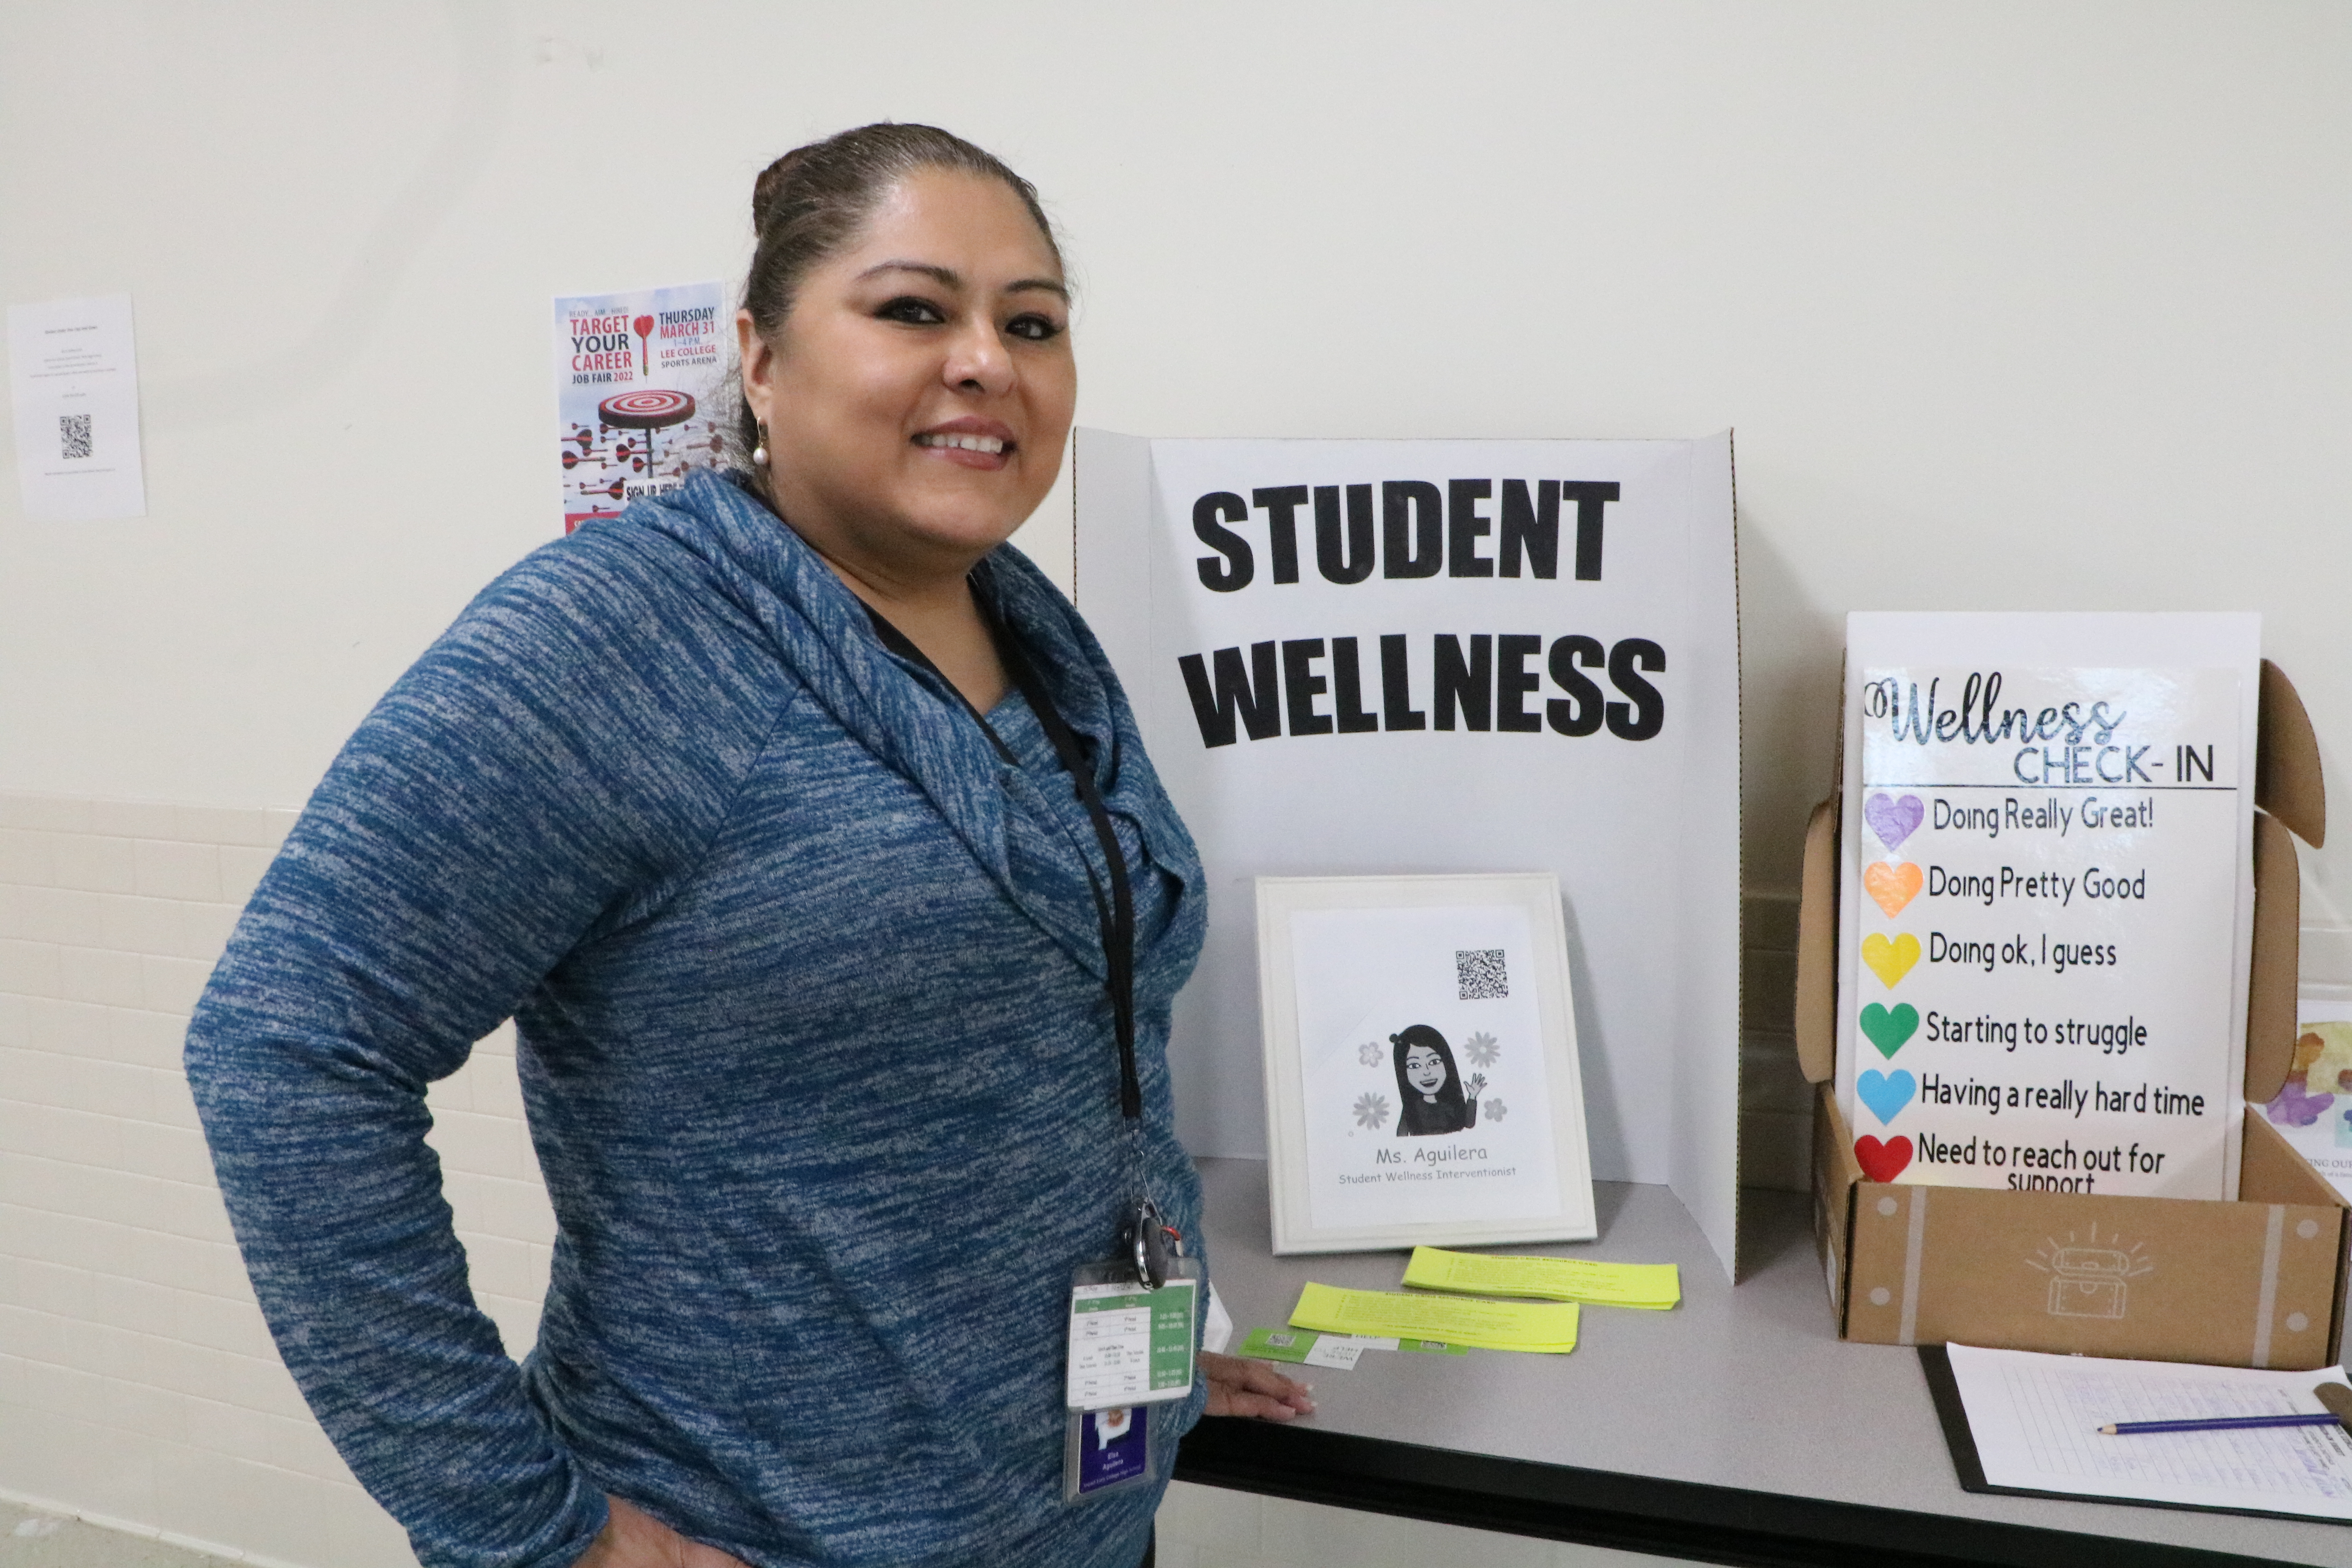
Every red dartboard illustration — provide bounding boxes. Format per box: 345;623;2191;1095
597;389;696;430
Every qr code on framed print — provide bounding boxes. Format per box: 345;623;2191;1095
58;412;92;460
1456;949;1508;1000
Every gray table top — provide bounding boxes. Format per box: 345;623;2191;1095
1186;1156;2352;1566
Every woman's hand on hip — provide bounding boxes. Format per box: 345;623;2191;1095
1200;1350;1316;1421
573;1496;751;1568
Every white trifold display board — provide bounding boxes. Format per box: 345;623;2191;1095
1073;430;1742;1274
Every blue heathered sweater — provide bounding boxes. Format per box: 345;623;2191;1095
184;469;1210;1568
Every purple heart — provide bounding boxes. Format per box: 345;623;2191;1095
1864;792;1923;851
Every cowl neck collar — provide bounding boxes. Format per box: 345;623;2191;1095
612;467;1177;980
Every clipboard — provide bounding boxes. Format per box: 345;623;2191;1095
1920;1345;2352;1526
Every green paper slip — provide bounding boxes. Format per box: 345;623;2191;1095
1396;1336;1470;1355
1401;1246;1681;1309
1238;1327;1468;1362
1238;1327;1333;1364
1289;1282;1579;1353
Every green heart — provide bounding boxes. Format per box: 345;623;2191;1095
1860;1003;1919;1058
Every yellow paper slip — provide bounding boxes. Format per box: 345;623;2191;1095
1401;1246;1681;1309
1288;1282;1579;1353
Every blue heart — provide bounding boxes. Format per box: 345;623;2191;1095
1858;1069;1916;1126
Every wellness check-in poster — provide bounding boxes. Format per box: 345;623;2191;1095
1075;432;1740;1265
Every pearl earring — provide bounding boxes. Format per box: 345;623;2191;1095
752;425;769;468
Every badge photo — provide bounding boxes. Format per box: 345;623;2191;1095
1062;1405;1152;1502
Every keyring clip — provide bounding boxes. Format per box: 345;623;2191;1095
1126;1200;1173;1290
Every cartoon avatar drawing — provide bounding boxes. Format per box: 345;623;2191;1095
1391;1025;1486;1137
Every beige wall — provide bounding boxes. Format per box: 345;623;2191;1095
4;2;2349;930
4;2;2348;1562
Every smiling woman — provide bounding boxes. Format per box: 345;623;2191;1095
183;123;1307;1568
733;130;1078;710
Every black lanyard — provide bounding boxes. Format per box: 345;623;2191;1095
864;598;1143;1124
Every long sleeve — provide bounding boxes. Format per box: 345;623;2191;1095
192;470;1211;1568
185;530;787;1568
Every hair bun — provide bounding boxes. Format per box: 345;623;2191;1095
1389;1032;1403;1045
750;149;809;231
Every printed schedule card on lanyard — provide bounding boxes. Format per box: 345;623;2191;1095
1835;613;2259;1200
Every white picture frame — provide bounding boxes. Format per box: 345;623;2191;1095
1256;872;1599;1254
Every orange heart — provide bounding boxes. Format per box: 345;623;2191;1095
1864;861;1923;919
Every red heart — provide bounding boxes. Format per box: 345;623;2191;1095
1855;1135;1913;1183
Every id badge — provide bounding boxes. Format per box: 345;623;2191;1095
1065;1258;1199;1412
1063;1404;1152;1501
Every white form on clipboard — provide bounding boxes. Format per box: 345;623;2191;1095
1925;1342;2352;1522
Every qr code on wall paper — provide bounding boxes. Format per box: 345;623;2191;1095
58;412;92;460
1456;949;1508;1000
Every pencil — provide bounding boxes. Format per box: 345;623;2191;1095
2098;1412;2345;1436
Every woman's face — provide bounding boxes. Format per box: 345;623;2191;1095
739;167;1075;586
1405;1045;1447;1095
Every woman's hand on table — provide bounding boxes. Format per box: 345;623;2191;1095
574;1496;752;1567
1200;1349;1316;1421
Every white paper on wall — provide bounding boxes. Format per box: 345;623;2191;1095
552;280;727;534
7;294;147;522
1836;615;2260;1201
1075;431;1741;1271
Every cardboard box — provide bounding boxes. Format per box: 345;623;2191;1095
1795;660;2346;1368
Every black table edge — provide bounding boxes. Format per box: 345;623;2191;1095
1174;1416;2296;1568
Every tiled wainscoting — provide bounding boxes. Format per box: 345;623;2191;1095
0;789;1814;1567
0;793;552;1567
1152;1483;1672;1568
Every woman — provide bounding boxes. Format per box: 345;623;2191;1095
1391;1025;1486;1138
186;124;1308;1568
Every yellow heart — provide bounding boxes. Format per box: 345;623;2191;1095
1862;932;1920;989
1863;862;1923;919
